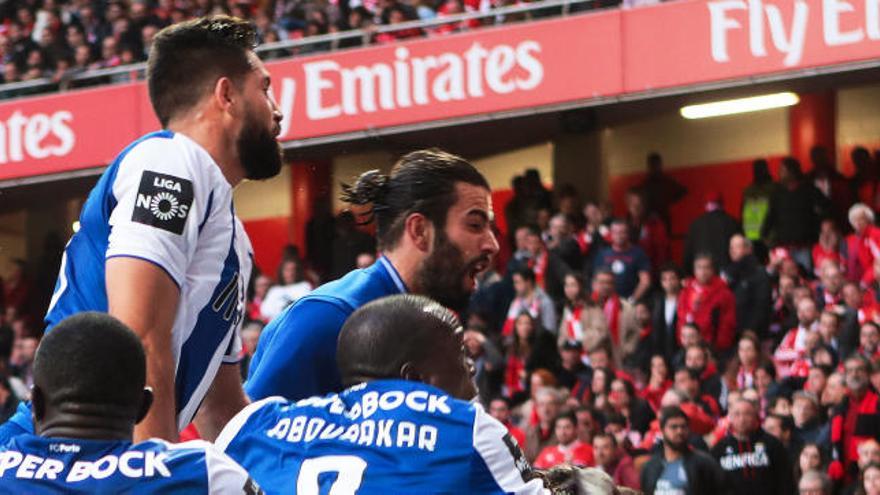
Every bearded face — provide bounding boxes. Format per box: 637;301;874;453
414;228;489;313
237;100;282;181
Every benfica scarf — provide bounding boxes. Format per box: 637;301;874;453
594;292;621;345
528;250;549;288
564;304;585;341
502;295;542;336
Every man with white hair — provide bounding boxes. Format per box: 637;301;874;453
798;470;832;495
849;203;880;285
525;387;565;462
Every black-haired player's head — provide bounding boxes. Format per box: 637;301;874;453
148;15;283;181
340;150;499;312
337;294;476;401
31;312;153;441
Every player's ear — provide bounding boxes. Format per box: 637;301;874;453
135;387;155;424
400;362;422;382
31;385;46;423
403;213;432;253
213;76;236;113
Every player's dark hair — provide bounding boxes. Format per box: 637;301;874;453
340;149;489;251
148;15;257;127
659;405;687;428
337;294;461;386
33;312;146;411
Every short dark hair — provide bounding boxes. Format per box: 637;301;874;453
766;413;794;432
658;262;682;278
553;410;577;430
148;15;257;127
340;149;489;251
675;366;699;382
659;405;688;428
592;431;617;447
33;312;146;410
337;294;461;386
513;267;536;285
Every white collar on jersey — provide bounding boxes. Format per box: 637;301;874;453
378;256;408;294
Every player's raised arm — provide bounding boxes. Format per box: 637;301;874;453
107;257;180;441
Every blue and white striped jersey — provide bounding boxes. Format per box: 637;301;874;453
0;435;260;494
216;380;549;495
45;130;252;430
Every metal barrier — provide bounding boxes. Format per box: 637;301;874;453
0;0;600;100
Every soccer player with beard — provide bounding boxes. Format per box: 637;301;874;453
245;149;500;401
0;16;284;443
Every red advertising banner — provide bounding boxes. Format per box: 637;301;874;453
269;14;622;141
4;0;880;182
624;0;880;92
0;84;154;182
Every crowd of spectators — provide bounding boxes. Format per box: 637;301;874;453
0;0;657;92
5;145;880;494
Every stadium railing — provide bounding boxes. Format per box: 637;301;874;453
0;0;600;101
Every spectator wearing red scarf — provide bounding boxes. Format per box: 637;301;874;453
502;313;559;399
677;254;737;355
533;411;594;469
813;219;846;278
849;203;880;286
725;332;766;394
502;268;557;337
577;201;611;261
557;273;608;354
640;354;672;412
592;269;639;367
829;355;880;485
774;297;820;378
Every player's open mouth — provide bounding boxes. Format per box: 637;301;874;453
468;260;488;281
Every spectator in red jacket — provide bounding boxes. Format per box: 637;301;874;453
829;354;880;485
677;253;737;355
592;431;640;490
532;410;594;469
849;203;880;285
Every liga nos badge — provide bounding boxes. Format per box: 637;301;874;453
133;170;194;235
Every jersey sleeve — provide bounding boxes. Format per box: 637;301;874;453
204;445;264;495
215;396;284;452
106;138;211;287
471;405;550;494
244;299;349;401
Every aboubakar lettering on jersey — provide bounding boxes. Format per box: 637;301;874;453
133;170;194;235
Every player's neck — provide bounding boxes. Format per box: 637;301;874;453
167;121;244;187
39;412;134;442
382;249;419;293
